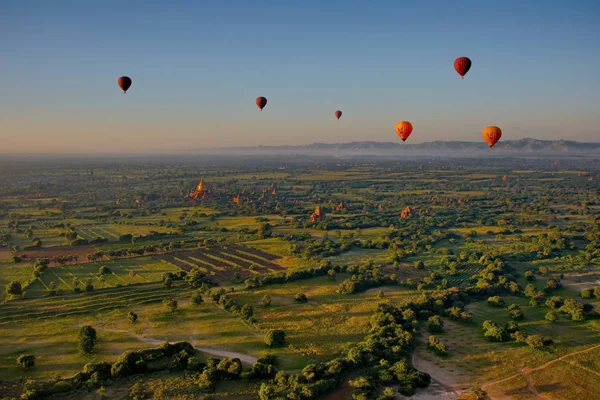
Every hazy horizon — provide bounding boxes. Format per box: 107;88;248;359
1;0;599;154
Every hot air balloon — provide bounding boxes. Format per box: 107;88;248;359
335;110;342;120
118;76;132;94
256;97;267;111
454;57;472;80
482;126;502;148
396;121;413;142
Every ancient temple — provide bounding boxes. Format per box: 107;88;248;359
502;174;508;181
310;206;324;222
400;206;412;219
190;177;208;199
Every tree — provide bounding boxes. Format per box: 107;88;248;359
469;385;490;400
128;312;138;323
487;296;505;307
99;266;111;275
163;298;178;313
327;269;337;281
78;325;97;354
6;281;22;297
17;354;35;369
526;335;553;350
241;303;254;320
414;261;425;270
427;315;444;333
428;335;447;355
264;330;286;347
163;277;173;289
191;291;204;306
262;294;272;307
295;293;307;303
544;278;561;292
525;271;536;281
508;304;524;320
545;311;558;322
482;320;508;342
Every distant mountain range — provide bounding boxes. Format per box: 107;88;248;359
209;139;600;157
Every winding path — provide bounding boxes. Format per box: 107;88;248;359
97;327;258;364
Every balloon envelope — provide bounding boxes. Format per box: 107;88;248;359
454;57;472;79
335;110;342;120
395;121;413;142
256;96;267;110
118;76;132;94
482;126;502;148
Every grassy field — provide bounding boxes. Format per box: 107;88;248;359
1;160;600;399
23;257;180;298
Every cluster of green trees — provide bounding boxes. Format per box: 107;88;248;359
15;341;281;399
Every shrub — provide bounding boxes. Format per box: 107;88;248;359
16;353;35;369
187;356;205;371
264;330;286;347
337;279;359;294
427;315;444;333
262;294;272;307
241;303;254;320
216;357;243;378
545;311;558;322
128;312;138;323
295;293;307;303
191;291;204;305
508;304;524;320
482;320;509;342
163;298;178;313
487;296;505;307
248;361;276;379
83;361;112;380
6;281;22;296
428;335;447;355
171;350;192;369
51;381;72;394
526;335;553;350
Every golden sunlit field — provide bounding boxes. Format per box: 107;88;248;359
1;158;600;399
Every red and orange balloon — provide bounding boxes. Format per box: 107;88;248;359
256;96;267;111
482;126;502;148
396;121;413;142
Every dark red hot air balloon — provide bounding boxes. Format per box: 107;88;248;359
335;110;342;120
453;57;472;79
256;96;267;111
118;76;132;94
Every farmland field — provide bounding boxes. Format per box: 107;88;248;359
1;156;600;399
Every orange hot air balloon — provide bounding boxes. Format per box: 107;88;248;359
256;96;267;111
396;121;413;142
454;57;472;79
334;110;342;120
482;126;502;148
118;76;132;94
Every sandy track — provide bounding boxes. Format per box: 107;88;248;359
97;327;258;364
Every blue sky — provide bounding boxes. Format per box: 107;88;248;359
1;0;599;153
